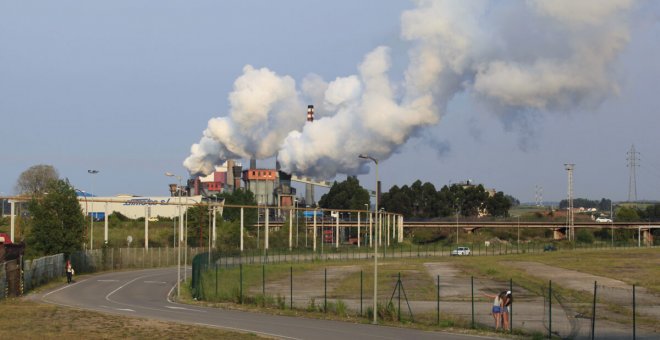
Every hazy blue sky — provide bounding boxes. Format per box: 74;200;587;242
2;1;659;203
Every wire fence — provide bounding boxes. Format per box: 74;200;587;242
69;247;205;273
192;250;659;339
23;253;65;293
0;247;206;302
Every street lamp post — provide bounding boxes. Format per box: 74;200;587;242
455;206;460;245
295;198;299;248
515;215;520;252
365;203;370;247
359;154;379;325
165;172;183;298
610;202;614;247
88;169;99;250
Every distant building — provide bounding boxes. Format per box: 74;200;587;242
190;160;242;196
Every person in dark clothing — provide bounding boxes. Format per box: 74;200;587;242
66;260;74;284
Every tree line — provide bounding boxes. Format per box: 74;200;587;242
318;177;515;219
380;180;514;219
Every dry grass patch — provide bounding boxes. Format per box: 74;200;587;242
0;299;263;339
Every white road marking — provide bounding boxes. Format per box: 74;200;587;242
98;279;120;282
144;280;167;284
116;308;135;312
165;306;206;313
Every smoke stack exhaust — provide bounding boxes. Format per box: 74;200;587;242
307;105;314;123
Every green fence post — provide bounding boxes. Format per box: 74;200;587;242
290;266;293;309
239;263;243;304
510;278;513;334
262;264;265;298
549;280;552;339
633;284;636;340
215;263;218;299
397;272;401;322
437;275;440;325
471;276;475;329
592;281;597;340
324;267;327;313
360;270;363;316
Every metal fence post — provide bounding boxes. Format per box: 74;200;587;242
239;263;243;304
215;263;218;299
471;276;474;329
398;272;401;322
262;264;265;297
360;270;363;316
633;284;636;340
592;280;597;340
508;278;512;333
549;280;552;339
437;275;440;325
290;266;293;309
324;267;327;313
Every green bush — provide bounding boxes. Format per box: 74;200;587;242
576;229;595;244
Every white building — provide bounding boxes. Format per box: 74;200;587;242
78;195;204;219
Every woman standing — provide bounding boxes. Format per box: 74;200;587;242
483;292;502;330
66;260;74;284
501;290;512;331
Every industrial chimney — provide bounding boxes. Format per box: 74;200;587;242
307;105;314;123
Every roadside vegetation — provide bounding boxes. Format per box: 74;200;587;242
0;299;260;339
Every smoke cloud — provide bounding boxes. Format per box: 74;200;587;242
184;0;637;178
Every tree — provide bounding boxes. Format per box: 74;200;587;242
318;176;370;210
644;204;660;222
26;179;85;256
486;191;512;217
505;195;520;207
15;164;59;195
615;206;641;222
212;189;257;223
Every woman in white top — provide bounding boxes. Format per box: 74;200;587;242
483;292;502;330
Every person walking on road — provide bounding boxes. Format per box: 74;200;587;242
502;290;512;331
66;260;75;284
483;292;502;330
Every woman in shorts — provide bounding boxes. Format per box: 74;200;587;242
483;292;502;330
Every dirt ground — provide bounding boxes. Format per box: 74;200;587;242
252;260;659;338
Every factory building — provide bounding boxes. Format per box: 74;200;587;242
186;105;319;210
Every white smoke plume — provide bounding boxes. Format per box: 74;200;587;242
184;0;637;178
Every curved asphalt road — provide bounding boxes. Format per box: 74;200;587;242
40;268;495;340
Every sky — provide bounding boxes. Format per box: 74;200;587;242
1;0;659;203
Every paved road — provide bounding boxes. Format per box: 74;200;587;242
39;268;496;340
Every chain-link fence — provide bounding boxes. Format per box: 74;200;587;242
542;281;655;339
192;251;658;339
23;253;65;293
70;247;205;273
1;247;206;301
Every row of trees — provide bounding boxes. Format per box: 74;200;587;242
380;180;514;219
614;204;660;222
317;178;515;219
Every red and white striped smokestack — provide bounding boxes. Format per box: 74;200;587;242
307;105;314;123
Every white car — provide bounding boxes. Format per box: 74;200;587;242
596;217;612;223
451;247;471;256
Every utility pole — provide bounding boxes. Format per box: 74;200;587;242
627;145;640;202
564;164;575;242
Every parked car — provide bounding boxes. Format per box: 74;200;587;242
451;247;471;256
596;217;613;223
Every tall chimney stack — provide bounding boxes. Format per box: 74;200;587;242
307;105;314;123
